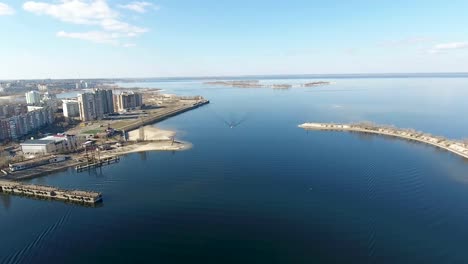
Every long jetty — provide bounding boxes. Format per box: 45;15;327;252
119;99;209;132
299;122;468;160
0;180;102;205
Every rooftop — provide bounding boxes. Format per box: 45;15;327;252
21;139;56;145
21;134;76;145
41;135;69;143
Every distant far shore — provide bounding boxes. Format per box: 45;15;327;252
203;80;331;89
3;72;468;82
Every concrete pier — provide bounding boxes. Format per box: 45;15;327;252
299;122;468;160
0;180;102;205
75;156;120;172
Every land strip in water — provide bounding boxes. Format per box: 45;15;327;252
204;80;330;89
299;122;468;160
112;99;209;132
0;180;102;206
2;100;209;181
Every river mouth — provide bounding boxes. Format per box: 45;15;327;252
1;77;468;263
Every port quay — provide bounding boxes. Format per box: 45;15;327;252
299;122;468;160
0;99;210;206
0;180;102;206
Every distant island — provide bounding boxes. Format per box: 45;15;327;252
203;80;331;89
303;81;331;87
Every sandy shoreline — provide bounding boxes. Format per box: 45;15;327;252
103;140;192;157
103;125;191;156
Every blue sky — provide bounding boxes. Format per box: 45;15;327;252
0;0;468;79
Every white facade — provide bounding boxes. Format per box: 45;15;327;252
78;93;103;121
20;140;56;155
25;91;41;105
62;100;80;118
21;134;79;154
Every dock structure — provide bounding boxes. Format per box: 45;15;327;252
75;156;120;172
117;99;210;132
299;122;468;160
0;180;102;205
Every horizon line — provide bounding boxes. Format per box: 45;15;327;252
2;72;468;81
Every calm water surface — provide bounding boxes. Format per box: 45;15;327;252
1;78;468;263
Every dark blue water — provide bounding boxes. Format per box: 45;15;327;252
1;78;468;263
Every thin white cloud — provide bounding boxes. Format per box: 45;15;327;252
0;2;15;15
23;0;117;24
23;0;149;45
428;42;468;54
118;1;159;13
379;37;432;47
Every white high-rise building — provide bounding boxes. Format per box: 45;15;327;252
62;100;80;118
25;91;41;105
94;89;114;114
114;92;143;112
78;93;103;121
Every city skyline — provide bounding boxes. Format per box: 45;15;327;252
1;0;468;79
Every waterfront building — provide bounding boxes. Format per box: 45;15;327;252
94;89;114;114
25;91;41;105
0;105;27;118
78;93;103;122
0;107;55;140
77;89;114;121
62;100;80;118
20;139;56;154
114;92;143;112
7;116;21;140
0;119;10;140
21;134;78;154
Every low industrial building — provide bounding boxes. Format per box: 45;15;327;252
8;156;63;172
20;134;79;154
20;139;57;155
